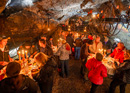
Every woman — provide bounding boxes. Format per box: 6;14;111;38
34;52;57;93
110;42;125;63
85;53;107;93
0;62;39;93
56;40;71;78
109;50;130;93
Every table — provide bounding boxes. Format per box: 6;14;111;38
88;54;119;75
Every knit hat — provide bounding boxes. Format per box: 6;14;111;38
96;53;103;61
6;62;21;77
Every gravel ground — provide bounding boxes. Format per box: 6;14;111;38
52;58;130;93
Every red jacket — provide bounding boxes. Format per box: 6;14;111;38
110;48;124;63
85;58;107;85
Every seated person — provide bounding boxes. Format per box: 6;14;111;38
0;62;39;93
110;42;125;63
103;36;112;55
18;42;37;58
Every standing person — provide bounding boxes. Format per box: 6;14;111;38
103;36;112;55
66;34;74;49
48;36;54;48
55;40;71;78
0;62;40;93
80;39;93;81
39;39;53;56
109;50;130;93
89;36;103;54
75;36;83;60
85;53;107;93
34;52;57;93
110;42;125;63
0;36;13;62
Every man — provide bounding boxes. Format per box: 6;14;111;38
66;34;74;48
0;36;13;62
89;36;103;54
39;39;53;56
110;42;125;63
75;36;83;60
103;36;112;55
80;39;93;81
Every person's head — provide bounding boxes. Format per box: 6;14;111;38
0;36;10;47
96;53;103;61
24;42;31;49
124;50;130;60
49;36;53;41
34;52;48;66
86;40;93;46
39;39;46;48
61;31;65;35
6;62;21;77
95;36;101;43
40;35;47;40
117;42;124;50
104;36;109;42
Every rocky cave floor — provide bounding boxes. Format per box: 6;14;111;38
52;57;130;93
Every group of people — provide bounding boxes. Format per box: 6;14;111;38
0;31;130;93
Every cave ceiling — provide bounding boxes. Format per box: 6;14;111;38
0;0;130;48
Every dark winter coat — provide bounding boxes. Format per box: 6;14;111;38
80;43;90;60
75;38;83;47
34;57;57;93
0;75;39;93
103;40;112;50
66;35;74;48
115;59;130;84
0;46;9;62
40;45;53;57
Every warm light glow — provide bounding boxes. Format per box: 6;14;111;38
92;14;96;18
97;14;100;18
129;5;130;9
101;10;103;13
18;51;20;54
116;5;119;9
84;30;86;32
25;51;27;53
47;28;50;31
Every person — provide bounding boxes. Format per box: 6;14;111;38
103;36;112;55
34;52;57;93
55;40;71;78
75;36;83;59
85;53;107;93
0;36;13;62
39;39;53;56
110;42;125;63
89;36;103;54
66;33;74;49
0;62;40;93
109;50;130;93
48;36;54;47
80;39;93;81
81;34;86;40
18;42;38;58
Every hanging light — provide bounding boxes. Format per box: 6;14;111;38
47;28;50;31
92;14;96;18
116;5;119;9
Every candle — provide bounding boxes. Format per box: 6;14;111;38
18;51;21;61
25;51;28;59
22;50;24;58
104;50;106;54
